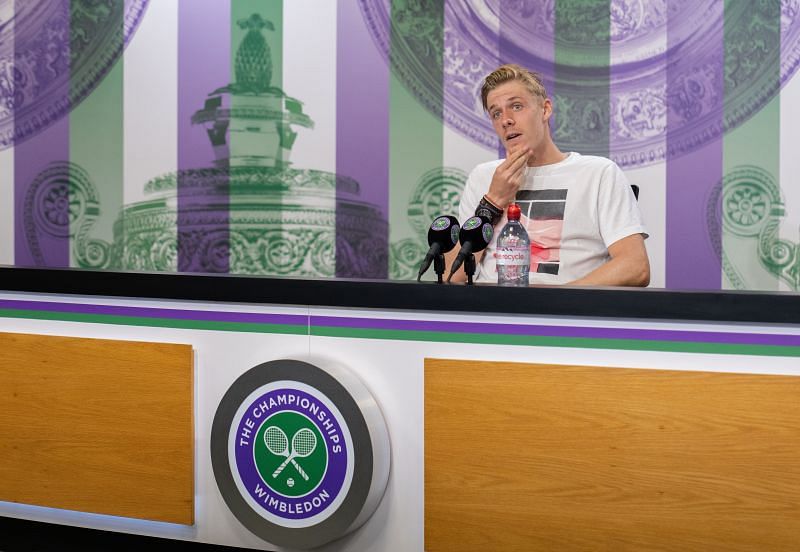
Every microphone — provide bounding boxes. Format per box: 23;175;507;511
447;215;494;283
417;215;461;281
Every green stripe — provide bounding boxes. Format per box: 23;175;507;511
1;305;796;356
230;0;283;275
722;1;781;290
0;308;306;335
70;4;124;267
388;0;444;279
310;325;800;357
553;0;610;157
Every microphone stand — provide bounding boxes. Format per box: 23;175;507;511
463;253;476;285
433;254;446;284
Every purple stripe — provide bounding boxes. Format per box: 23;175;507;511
335;1;389;278
0;298;795;347
665;4;723;290
498;1;555;104
310;315;800;347
177;0;231;273
0;299;306;326
14;1;71;268
498;0;555;157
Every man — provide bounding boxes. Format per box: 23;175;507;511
447;64;650;286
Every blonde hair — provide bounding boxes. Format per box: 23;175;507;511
480;64;548;111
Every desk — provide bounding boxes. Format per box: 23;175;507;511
0;268;798;551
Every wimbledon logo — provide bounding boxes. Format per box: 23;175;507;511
233;384;350;526
262;416;322;495
211;359;390;550
462;216;482;230
430;216;451;231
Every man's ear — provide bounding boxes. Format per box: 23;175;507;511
542;98;553;121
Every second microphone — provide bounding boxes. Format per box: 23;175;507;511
447;215;494;284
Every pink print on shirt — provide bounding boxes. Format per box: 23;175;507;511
515;189;567;276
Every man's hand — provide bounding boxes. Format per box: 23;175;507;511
568;234;650;287
485;145;530;208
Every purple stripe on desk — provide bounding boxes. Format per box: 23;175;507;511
310;315;800;347
1;299;796;348
0;299;306;326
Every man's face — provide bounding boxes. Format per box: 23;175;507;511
486;81;552;160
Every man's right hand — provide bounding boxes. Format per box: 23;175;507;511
485;145;530;208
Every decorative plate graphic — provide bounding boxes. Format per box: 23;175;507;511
706;165;799;291
0;0;149;148
360;0;800;167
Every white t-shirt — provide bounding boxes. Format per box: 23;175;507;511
459;152;648;285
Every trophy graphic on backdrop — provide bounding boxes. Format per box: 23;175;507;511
24;12;387;277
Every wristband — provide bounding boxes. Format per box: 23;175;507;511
475;195;503;225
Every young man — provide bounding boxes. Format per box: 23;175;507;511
447;64;650;286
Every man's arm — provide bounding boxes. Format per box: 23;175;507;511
448;146;530;283
568;233;650;286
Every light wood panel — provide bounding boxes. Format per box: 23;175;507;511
425;359;800;552
0;332;193;524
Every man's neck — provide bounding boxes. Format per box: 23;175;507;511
527;141;566;167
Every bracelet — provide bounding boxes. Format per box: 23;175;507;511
475;195;503;225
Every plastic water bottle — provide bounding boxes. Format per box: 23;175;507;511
496;203;530;286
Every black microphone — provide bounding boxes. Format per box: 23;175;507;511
447;215;494;282
417;215;460;281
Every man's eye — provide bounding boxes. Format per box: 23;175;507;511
512;104;523;111
492;111;501;119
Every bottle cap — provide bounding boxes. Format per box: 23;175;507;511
507;203;521;220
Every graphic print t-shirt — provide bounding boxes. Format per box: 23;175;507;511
515;188;568;276
459;152;648;285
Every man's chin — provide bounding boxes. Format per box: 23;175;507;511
504;140;529;154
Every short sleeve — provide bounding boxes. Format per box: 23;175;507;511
596;162;649;247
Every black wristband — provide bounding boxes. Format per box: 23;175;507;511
475;195;503;225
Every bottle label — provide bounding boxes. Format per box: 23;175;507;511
495;247;529;266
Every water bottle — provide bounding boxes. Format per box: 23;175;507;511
496;203;530;286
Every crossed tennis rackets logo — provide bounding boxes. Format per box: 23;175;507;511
264;425;318;481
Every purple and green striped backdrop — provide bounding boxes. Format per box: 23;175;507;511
2;1;799;292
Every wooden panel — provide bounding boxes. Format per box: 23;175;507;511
0;332;193;524
425;359;800;552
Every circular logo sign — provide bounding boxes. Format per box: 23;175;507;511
230;382;352;527
450;223;460;245
430;216;451;231
481;222;493;244
211;359;390;549
462;216;482;231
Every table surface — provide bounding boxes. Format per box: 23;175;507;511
0;266;797;324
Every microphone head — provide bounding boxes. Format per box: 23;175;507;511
427;215;460;253
459;215;494;253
